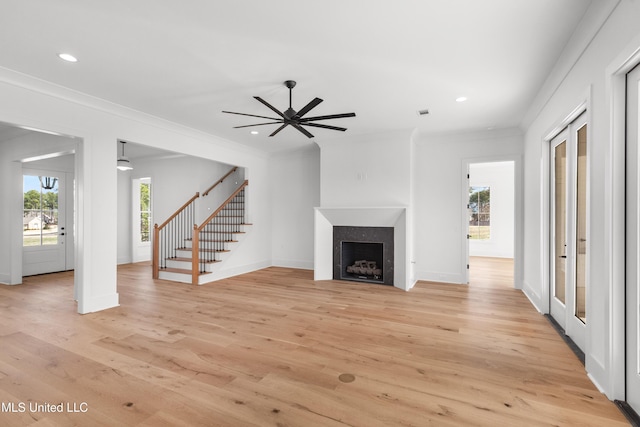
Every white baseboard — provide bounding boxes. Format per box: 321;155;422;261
199;260;271;284
78;292;120;314
414;270;465;284
271;259;314;270
521;281;544;313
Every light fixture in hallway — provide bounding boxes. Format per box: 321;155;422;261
117;141;133;171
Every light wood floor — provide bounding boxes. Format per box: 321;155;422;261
0;263;629;426
469;256;514;288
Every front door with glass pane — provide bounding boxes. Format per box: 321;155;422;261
550;113;587;351
22;170;67;276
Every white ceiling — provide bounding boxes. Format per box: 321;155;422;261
0;0;593;153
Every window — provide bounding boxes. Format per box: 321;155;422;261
23;175;59;246
469;186;490;240
139;180;151;243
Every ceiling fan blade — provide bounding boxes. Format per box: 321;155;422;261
269;123;289;137
254;96;286;119
299;112;356;122
233;121;284;129
222;110;281;121
295;97;323;119
303;122;347;132
292;123;315;138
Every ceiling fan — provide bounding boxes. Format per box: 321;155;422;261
222;80;356;138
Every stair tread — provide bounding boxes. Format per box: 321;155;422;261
176;248;230;253
171;257;221;264
205;221;253;227
185;239;239;243
200;231;246;234
159;267;211;276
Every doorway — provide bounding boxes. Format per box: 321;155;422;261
549;111;587;352
22;166;74;276
466;161;515;288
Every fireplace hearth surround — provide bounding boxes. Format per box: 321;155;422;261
334;226;394;285
314;207;413;291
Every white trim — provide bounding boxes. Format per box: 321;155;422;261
605;33;640;402
522;281;544;314
461;154;523;290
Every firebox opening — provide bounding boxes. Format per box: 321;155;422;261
341;241;384;283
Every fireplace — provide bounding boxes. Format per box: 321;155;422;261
333;226;394;285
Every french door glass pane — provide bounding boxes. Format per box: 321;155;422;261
575;124;587;323
554;142;567;304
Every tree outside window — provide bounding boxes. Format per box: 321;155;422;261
469;186;490;240
140;182;151;243
23;175;59;246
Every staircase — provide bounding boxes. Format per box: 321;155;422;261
153;168;250;285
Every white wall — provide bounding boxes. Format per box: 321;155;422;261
413;129;523;284
519;0;640;399
469;161;515;258
117;169;132;264
0;67;271;313
270;146;320;269
317;129;413;207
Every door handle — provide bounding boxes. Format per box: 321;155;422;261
60;233;65;236
559;255;567;258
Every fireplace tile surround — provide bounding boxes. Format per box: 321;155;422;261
314;207;412;291
333;226;394;285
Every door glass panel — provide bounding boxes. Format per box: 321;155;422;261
575;124;587;323
554;141;567;304
23;175;59;246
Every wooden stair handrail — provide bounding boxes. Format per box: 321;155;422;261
156;192;200;231
203;166;238;197
196;180;249;232
192;180;248;284
153;192;199;280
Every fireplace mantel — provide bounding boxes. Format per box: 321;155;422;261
314;207;413;290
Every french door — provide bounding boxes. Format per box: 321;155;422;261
626;63;640;412
550;112;587;351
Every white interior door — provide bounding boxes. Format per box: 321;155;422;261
625;63;640;412
549;113;587;351
22;170;68;276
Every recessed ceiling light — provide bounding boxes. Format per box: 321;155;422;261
456;96;468;103
58;53;78;63
417;109;430;116
250;130;259;135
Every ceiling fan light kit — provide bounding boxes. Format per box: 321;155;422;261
223;80;356;138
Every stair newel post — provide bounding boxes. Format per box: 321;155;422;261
153;224;159;279
192;224;200;285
